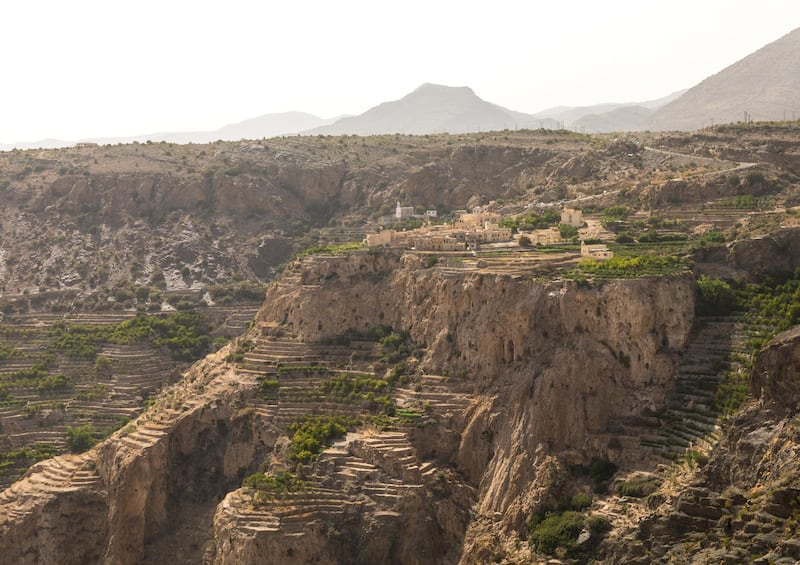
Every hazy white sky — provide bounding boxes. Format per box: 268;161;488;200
2;0;799;142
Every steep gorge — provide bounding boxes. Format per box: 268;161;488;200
0;250;695;563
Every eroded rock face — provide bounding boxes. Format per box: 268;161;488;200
260;251;694;535
603;326;800;563
0;251;696;564
728;227;800;278
750;325;800;410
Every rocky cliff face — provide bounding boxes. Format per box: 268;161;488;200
0;250;696;564
260;252;695;544
602;325;800;564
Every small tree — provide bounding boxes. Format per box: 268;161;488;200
558;224;579;239
66;423;97;453
518;234;533;247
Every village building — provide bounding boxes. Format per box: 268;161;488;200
395;202;415;220
364;230;397;247
366;206;512;251
425;209;438;218
454;211;502;229
581;240;614;259
561;208;583;228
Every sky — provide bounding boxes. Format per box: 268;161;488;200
2;0;800;142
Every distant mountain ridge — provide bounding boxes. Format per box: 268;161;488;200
304;83;559;135
5;24;800;151
0;112;341;151
649;27;800;130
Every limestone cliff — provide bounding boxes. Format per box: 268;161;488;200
0;250;696;564
602;325;800;563
259;251;694;540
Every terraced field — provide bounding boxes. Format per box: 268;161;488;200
0;304;261;488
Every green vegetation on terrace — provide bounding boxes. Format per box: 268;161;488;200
50;311;212;362
243;471;306;494
616;475;661;498
567;254;691;279
0;444;57;476
208;281;267;304
66;418;128;453
287;415;361;463
322;371;394;413
695;270;800;415
500;209;560;232
296;241;365;258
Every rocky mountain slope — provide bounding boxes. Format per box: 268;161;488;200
0;248;696;564
0;130;642;300
2;124;798;305
1;124;800;563
306;84;559;135
650;27;800;130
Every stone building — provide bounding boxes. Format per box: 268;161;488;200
396;202;415;220
581;240;614;259
561;208;583;228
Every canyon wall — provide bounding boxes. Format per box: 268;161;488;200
260;251;695;535
0;250;696;563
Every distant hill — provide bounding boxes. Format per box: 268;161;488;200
212;111;339;141
0;112;339;150
650;27;800;130
87;112;340;146
533;91;686;133
305;83;559;135
571;106;655;133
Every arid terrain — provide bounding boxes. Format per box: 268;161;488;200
2;124;800;563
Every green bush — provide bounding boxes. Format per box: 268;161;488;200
243;470;305;493
558;224;579;239
66;423;97;453
570;492;593;510
528;511;585;554
500;210;560;232
36;374;73;395
287;415;359;462
589;457;618;484
696;276;739;315
614;232;634;244
617;476;660;498
586;514;611;533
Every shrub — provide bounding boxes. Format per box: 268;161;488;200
570;492;593;510
586;514;611;533
589;457;618;488
66;423;97;453
500;209;560;232
617;476;660;498
558;224;579;239
36;374;73;395
696;276;738;315
528;511;585;554
745;170;764;186
243;471;305;493
287;415;358;462
518;234;532;247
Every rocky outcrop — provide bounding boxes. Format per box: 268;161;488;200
260;251;694;536
750;325;800;410
0;250;696;564
728;227;800;278
0;351;278;565
600;325;800;563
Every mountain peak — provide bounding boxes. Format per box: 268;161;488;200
411;83;476;96
305;83;556;136
649;26;800;130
